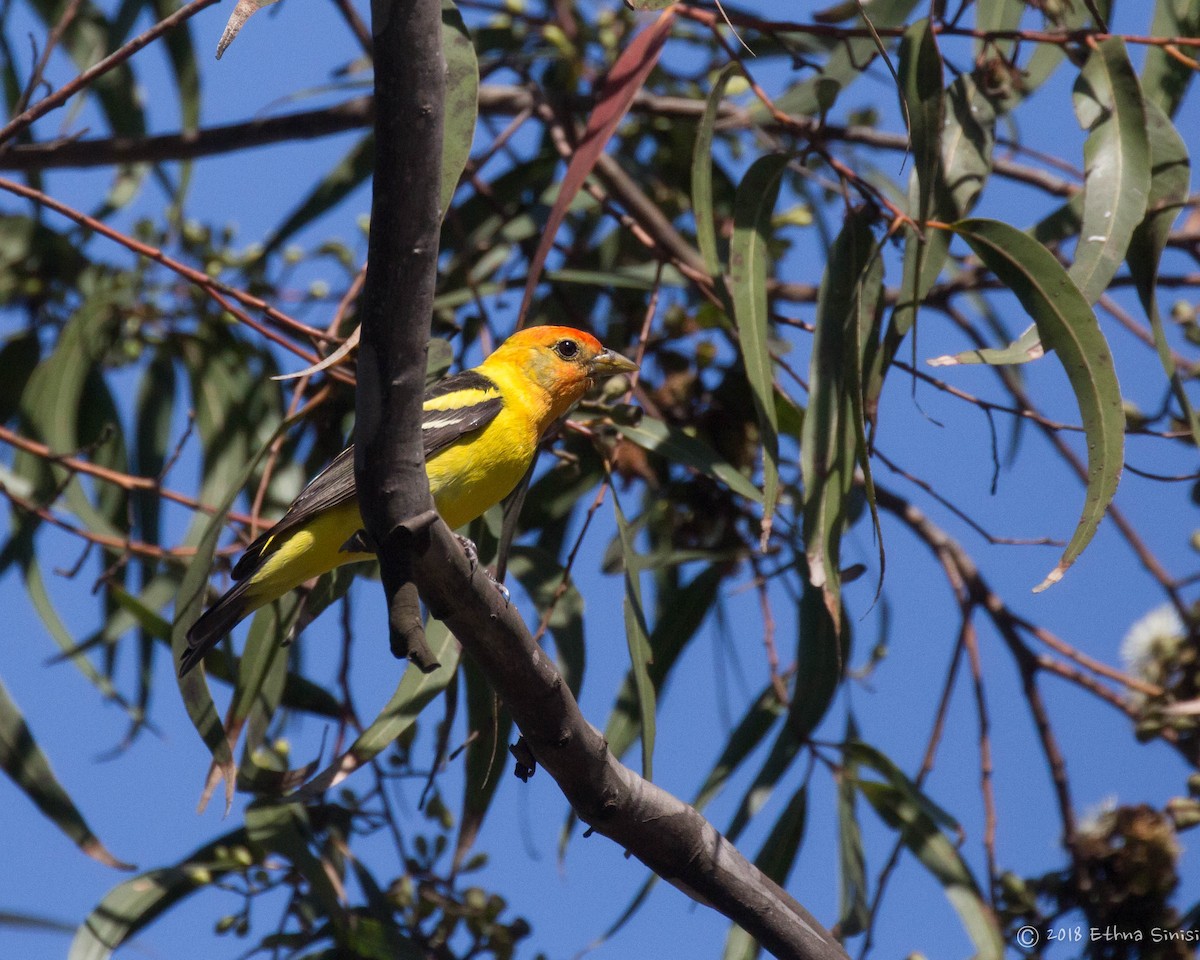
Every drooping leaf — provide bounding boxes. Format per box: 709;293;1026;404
296;619;459;798
845;740;959;832
260;134;375;258
972;0;1024;61
836;722;869;937
730;153;789;547
898;19;943;227
693;62;739;285
753;781;808;884
1022;0;1110;99
441;2;479;217
724;720;803;844
943;219;1124;591
876;73;991;414
1068;38;1151;306
601;681;786;940
173;417;299;811
133;349;176;550
859;780;1003;960
615;416;763;505
802;208;875;626
610;484;656;781
69;828;251;960
19;276;127;540
789;579;849;744
694;683;785;814
603;563;723;762
1126;101;1197;445
770;0;922;117
517;6;677;323
941;74;996;219
937;38;1149;367
0;679;132;871
723;782;808;960
455;655;513;871
1141;0;1200;117
245;802;343;918
508;545;585;696
0;330;40;424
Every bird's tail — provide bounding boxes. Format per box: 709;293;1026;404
179;578;256;677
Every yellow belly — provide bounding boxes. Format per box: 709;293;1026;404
246;411;538;605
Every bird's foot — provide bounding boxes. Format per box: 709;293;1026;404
490;574;511;605
454;533;479;572
452;534;509;605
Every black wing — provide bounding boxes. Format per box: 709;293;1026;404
231;370;504;579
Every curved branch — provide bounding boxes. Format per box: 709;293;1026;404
410;520;849;960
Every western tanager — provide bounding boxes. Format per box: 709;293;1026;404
179;326;637;676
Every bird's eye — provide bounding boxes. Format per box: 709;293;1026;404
554;339;580;360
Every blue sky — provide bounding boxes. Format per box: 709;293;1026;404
2;1;1200;959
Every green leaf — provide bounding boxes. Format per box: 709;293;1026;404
172;417;298;811
723;782;808;960
802;208;875;626
1027;1;1110;98
941;74;996;219
615;416;763;505
603;564;723;762
69;828;251;960
1141;0;1200;117
898;19;943;227
940;38;1148;369
731;153;789;546
260;134;375;257
0;330;39;424
246;802;342;919
610;485;656;780
694;683;785;813
837;727;869;937
133;349;176;551
1068;38;1151;306
972;0;1024;60
231;594;302;758
789;579;849;743
602;681;786;939
844;740;959;832
693;63;739;283
19;276;126;540
508;545;585;696
933;321;1044;367
441;1;479;217
770;0;922;117
754;782;808;884
296;619;459;798
0;678;132;871
455;656;513;870
1126;101;1197;445
947;219;1124;591
859;780;1003;960
725;720;803;844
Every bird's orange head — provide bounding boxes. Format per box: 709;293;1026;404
479;325;638;420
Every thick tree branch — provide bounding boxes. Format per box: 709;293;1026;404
353;0;444;672
409;521;850;960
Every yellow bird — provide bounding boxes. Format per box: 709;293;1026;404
179;326;637;676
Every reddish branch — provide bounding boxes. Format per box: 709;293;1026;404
0;423;259;529
0;0;222;150
0;177;352;382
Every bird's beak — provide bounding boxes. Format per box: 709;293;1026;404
590;348;639;377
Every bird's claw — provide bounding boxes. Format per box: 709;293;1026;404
453;533;509;605
454;533;479;572
491;577;511;605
